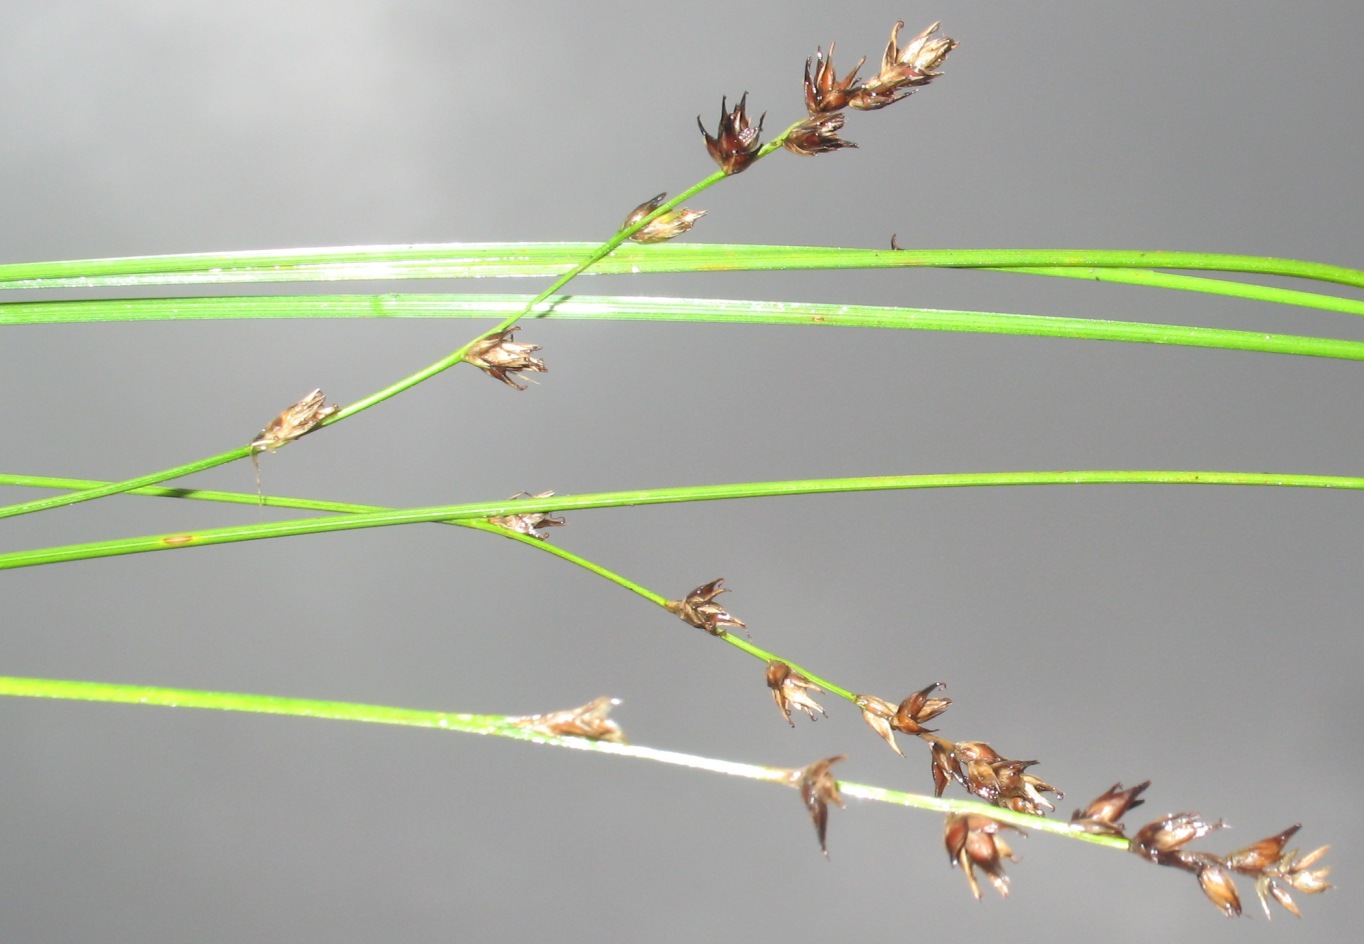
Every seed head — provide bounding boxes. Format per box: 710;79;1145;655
792;755;846;857
623;192;707;243
664;578;747;636
803;44;864;114
766;661;827;726
945;813;1023;900
697;93;765;174
850;20;958;111
465;328;547;390
783;113;857;156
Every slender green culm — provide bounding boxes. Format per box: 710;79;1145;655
7;294;1364;347
3;243;1362;292
4;469;1362;571
0;675;1126;850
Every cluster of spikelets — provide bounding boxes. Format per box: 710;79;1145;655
242;18;1333;921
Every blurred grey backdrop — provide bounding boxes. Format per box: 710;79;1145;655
2;1;1361;941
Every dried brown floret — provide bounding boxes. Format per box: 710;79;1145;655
849;20;958;111
783;113;857;156
792;755;846;857
993;759;1062;816
250;388;340;455
954;741;1004;802
855;694;904;757
509;696;625;743
944;813;1023;900
766;660;827;726
892;681;950;734
465;327;547;390
924;733;964;796
1199;864;1244;917
486;490;566;540
803;43;864;114
1224;824;1300;874
248;388;341;503
1130;812;1225;864
697;93;765;175
664;578;747;636
1224;826;1332;919
623;192;707;243
1257;844;1332;918
1070;781;1150;836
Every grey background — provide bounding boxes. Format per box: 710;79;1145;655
2;1;1360;941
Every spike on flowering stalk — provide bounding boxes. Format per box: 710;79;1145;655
1256;843;1332;918
1193;856;1243;917
623;192;707;243
791;755;846;857
249;388;340;455
509;696;625;743
664;578;747;636
697;93;765;175
1130;812;1226;865
248;388;341;505
1223;826;1332;919
1070;781;1150;836
945;813;1024;900
465;327;546;390
924;733;965;796
993;759;1062;815
892;681;950;734
803;43;864;114
849;20;958;111
766;660;826;726
486;491;566;540
855;694;904;756
954;741;1004;802
783;113;857;156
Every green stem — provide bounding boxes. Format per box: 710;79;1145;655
0;447;252;521
4;470;1361;573
8;294;1364;349
4;244;1361;291
0;473;854;702
0;674;1127;850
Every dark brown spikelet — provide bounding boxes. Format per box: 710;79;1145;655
1193;856;1244;917
1071;781;1150;836
509;696;625;743
664;578;747;636
993;759;1062;816
924;733;965;796
766;660;827;726
792;755;846;857
623;192;707;243
944;813;1023;900
697;93;765;174
953;741;1004;802
486;490;566;540
892;681;950;734
465;327;547;390
803;43;864;114
783;113;857;156
1130;812;1225;865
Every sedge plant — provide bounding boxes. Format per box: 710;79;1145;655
0;16;1350;923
